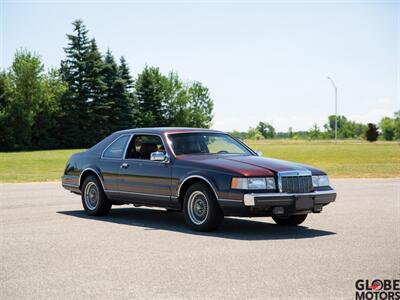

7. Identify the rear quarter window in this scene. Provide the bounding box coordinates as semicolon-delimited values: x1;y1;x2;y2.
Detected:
102;135;130;159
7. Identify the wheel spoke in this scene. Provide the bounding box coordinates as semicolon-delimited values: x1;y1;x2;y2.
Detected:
187;191;209;225
84;182;99;210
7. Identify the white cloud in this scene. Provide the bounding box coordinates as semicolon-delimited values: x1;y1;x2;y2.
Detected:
375;97;396;106
349;108;396;124
349;98;398;124
212;97;398;132
212;114;327;132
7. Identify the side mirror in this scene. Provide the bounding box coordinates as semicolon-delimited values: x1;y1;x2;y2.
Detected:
255;151;263;157
150;151;169;163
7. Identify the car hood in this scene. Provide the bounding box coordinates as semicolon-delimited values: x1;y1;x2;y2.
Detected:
177;155;324;177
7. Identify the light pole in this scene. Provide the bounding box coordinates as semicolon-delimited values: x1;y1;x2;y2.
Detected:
327;76;338;143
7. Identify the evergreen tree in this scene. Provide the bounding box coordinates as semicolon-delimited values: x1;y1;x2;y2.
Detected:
365;123;379;142
59;19;93;147
99;49;119;133
100;51;136;133
85;40;109;144
119;56;134;91
114;56;136;130
60;20;110;146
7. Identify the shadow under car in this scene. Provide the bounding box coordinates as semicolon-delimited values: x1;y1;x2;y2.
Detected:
57;207;336;241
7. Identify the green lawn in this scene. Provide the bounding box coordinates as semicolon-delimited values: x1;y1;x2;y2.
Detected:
0;149;84;183
246;140;400;178
0;140;399;182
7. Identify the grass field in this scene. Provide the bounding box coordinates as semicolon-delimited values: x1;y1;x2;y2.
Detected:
0;149;84;183
247;140;400;178
0;140;399;182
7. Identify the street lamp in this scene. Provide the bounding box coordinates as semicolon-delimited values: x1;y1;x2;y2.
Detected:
327;76;338;143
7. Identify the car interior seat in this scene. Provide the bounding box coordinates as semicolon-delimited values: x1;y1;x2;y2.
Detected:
139;142;158;160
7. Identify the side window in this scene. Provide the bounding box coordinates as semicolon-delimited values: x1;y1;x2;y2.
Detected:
103;135;130;159
125;135;165;160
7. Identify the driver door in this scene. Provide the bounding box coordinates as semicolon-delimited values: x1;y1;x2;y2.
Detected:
118;134;172;205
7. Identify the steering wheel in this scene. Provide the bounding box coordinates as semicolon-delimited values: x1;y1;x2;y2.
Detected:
217;150;229;154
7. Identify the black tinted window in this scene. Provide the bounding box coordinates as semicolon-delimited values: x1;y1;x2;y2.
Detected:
125;135;165;160
103;135;130;158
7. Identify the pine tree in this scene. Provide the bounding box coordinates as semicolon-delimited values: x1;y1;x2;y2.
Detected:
85;40;109;144
99;49;119;133
59;20;93;147
114;56;136;130
100;50;136;133
366;123;379;142
59;20;111;146
119;56;134;91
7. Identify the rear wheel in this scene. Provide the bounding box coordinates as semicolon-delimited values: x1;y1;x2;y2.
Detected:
183;183;223;232
272;214;308;226
81;175;111;216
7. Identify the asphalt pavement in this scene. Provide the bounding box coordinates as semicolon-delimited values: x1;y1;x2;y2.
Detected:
0;179;399;299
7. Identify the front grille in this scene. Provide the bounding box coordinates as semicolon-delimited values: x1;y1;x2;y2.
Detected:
281;176;313;193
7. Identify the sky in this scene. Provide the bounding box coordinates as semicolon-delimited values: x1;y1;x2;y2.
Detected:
1;0;399;132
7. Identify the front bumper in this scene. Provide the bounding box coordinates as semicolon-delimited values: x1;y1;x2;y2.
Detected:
219;189;336;217
243;189;336;207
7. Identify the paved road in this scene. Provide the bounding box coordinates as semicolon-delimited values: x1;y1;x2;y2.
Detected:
0;179;399;299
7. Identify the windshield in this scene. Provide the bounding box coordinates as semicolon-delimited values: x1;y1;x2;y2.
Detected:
168;133;252;156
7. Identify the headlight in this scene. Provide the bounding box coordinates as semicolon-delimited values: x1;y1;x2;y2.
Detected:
312;175;330;187
231;177;276;190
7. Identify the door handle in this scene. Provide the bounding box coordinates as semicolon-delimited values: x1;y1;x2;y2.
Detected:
120;163;129;169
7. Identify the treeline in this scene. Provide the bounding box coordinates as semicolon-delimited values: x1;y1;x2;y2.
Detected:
0;20;213;150
230;112;400;142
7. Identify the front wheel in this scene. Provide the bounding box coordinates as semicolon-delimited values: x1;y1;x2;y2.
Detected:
81;175;112;216
272;214;308;226
183;183;223;232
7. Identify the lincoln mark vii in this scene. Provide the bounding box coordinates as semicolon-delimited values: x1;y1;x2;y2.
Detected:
62;128;336;231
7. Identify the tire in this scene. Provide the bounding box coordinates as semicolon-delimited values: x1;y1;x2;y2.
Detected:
183;182;223;232
81;175;112;216
272;214;308;226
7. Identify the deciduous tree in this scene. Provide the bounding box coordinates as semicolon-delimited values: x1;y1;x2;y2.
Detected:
379;116;396;141
256;121;275;139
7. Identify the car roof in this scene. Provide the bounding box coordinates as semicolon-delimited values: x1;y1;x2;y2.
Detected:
116;127;225;135
87;127;228;155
